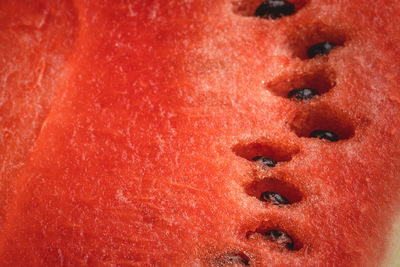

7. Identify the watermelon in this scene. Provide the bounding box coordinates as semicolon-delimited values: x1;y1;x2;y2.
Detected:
1;0;400;266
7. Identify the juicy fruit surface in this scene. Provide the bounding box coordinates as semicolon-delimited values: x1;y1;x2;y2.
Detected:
1;0;400;266
0;0;77;224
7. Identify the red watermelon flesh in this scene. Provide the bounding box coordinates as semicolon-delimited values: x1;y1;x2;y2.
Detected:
0;0;77;223
1;0;400;266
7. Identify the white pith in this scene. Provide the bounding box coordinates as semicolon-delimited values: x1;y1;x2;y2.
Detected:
383;212;400;267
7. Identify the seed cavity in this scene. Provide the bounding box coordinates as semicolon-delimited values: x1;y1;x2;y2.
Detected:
264;230;294;250
255;0;295;19
247;229;295;250
252;156;277;167
309;129;339;142
260;191;290;205
232;140;299;165
286;23;348;59
265;67;336;98
307;41;336;58
287;88;319;101
245;178;303;204
290;103;355;141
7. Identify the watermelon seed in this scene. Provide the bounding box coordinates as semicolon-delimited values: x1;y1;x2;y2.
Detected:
215;252;251;266
260;191;290;205
247;228;302;251
252;156;277;167
309;130;339;142
264;230;294;250
255;0;295;19
307;41;336;58
287;88;319;100
227;253;250;266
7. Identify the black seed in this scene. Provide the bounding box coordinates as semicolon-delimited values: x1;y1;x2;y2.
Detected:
217;252;250;266
227;254;250;266
252;156;277;167
264;230;294;250
287;88;319;100
260;191;290;205
255;0;295;19
309;129;339;142
307;41;336;58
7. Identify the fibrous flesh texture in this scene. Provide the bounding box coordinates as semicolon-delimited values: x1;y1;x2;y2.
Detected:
0;0;400;266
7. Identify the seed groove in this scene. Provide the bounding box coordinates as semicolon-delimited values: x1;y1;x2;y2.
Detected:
229;0;352;260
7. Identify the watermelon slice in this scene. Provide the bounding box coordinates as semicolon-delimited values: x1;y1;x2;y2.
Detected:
1;0;400;266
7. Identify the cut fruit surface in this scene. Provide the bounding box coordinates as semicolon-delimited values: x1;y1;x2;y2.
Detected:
0;0;400;266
